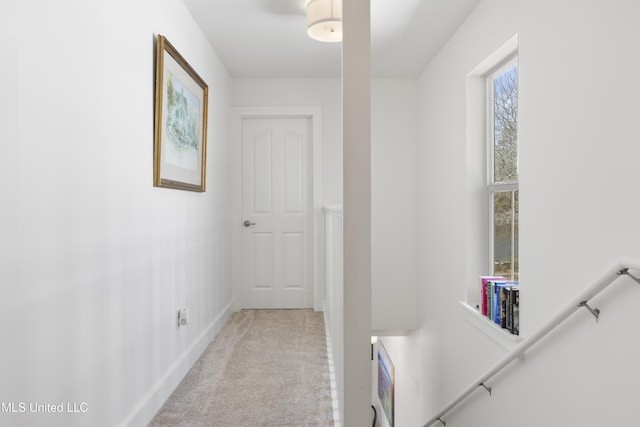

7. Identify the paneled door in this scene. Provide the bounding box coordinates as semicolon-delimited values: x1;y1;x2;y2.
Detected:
241;117;312;308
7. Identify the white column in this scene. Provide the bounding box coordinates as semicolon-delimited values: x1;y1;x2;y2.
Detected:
342;0;371;425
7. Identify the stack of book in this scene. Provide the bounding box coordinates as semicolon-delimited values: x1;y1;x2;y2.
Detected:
481;276;519;335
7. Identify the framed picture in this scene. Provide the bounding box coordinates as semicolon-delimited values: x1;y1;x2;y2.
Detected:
377;340;395;427
154;34;208;192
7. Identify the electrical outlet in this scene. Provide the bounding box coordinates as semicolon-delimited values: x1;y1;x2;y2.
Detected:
177;308;190;327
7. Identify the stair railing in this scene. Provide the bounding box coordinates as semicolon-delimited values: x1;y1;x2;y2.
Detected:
423;258;640;426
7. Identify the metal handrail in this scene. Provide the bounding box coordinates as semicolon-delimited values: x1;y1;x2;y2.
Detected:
423;258;640;426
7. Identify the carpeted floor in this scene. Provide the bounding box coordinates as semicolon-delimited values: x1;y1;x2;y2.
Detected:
149;309;335;427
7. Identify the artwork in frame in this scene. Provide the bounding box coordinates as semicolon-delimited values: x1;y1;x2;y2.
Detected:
377;340;395;427
154;34;208;192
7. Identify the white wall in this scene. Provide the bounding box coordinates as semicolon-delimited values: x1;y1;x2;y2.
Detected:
384;0;640;426
372;80;420;333
232;79;419;331
0;1;233;426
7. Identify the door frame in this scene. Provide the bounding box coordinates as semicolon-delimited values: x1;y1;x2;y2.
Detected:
230;106;324;312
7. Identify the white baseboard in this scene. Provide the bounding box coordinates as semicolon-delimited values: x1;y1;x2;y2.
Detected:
118;300;235;427
323;311;341;427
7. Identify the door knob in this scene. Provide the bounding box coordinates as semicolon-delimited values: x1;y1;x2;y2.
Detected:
243;220;256;227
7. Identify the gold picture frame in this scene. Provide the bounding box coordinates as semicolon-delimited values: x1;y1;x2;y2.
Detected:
154;34;208;192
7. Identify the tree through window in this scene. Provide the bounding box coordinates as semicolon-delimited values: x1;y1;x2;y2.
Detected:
490;62;518;281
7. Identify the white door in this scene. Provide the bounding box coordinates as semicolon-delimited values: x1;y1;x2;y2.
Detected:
241;117;312;308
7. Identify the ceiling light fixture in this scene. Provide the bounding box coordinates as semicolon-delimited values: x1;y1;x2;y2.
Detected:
306;0;342;43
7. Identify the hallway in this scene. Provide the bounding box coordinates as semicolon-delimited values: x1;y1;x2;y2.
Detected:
149;310;335;426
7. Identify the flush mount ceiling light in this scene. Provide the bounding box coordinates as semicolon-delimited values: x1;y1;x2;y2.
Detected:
306;0;342;42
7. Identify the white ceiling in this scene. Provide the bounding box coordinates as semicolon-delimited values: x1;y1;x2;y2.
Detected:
182;0;481;78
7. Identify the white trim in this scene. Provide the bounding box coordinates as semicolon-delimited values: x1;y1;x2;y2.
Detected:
466;33;519;307
469;33;518;76
324;310;342;427
487;58;519;279
230;106;324;312
459;301;523;351
120;301;234;427
487;58;518;189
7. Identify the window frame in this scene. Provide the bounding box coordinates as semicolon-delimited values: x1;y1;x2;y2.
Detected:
465;33;518;310
486;56;519;281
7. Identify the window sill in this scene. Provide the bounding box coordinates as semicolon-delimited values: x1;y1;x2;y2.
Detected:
459;301;523;350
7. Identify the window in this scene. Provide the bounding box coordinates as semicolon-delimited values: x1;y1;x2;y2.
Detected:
465;34;518;312
488;60;518;281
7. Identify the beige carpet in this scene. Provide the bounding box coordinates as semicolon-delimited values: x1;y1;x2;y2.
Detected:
149;309;335;427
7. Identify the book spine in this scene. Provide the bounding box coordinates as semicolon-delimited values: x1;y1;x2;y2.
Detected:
493;284;501;325
481;280;488;316
500;286;509;328
485;281;491;319
512;288;520;336
506;287;513;332
488;282;494;320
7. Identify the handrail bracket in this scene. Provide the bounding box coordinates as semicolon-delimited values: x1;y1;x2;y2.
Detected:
437;417;446;426
578;300;600;322
479;382;492;396
618;268;640;286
